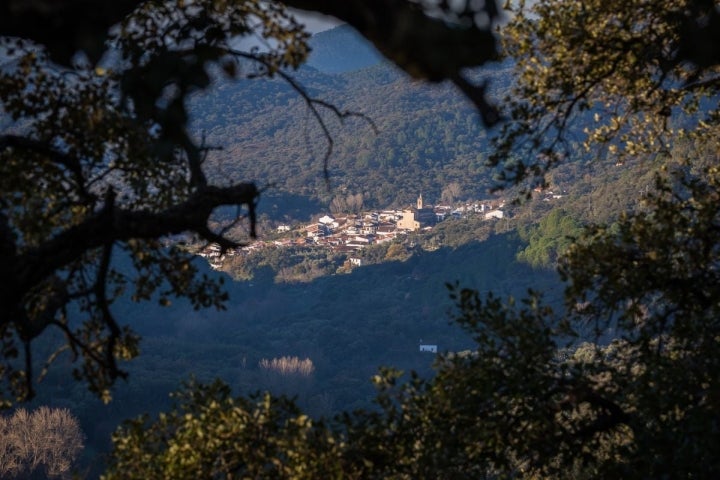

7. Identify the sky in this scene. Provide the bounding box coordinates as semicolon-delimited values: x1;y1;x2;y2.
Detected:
289;8;342;34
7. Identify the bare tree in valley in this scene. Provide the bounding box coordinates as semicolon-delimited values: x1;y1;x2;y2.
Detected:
0;407;84;479
259;356;315;377
0;414;21;478
330;193;364;214
330;195;348;214
441;182;462;205
348;193;364;214
259;356;316;398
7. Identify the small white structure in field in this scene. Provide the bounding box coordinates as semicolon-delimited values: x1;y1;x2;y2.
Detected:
484;209;504;220
419;344;438;353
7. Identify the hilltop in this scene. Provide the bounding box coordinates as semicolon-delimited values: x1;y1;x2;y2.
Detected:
305;24;384;73
189;25;514;219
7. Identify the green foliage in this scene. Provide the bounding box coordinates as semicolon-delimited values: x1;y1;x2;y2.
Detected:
220;246;346;283
191;63;511;212
105;163;720;478
384;243;410;261
103;380;348;480
0;0;314;404
360;164;720;478
493;0;720;186
517;208;582;267
418;215;495;249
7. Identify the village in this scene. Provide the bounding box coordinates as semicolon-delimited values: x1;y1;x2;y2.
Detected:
196;194;509;269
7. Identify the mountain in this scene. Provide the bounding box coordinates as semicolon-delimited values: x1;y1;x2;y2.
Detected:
189;43;515;219
306;24;384;74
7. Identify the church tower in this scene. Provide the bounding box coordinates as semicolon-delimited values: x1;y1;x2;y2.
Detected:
417;193;423;210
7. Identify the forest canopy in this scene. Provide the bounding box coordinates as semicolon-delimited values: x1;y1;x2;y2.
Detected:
493;0;720;186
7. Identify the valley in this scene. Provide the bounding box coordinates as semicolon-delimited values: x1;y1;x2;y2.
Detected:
8;21;706;478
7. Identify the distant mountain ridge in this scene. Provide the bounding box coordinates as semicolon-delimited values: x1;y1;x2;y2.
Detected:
189;56;515;218
186;25;539;221
306;24;384;74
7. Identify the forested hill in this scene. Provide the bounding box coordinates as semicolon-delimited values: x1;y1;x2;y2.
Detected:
189;25;514;219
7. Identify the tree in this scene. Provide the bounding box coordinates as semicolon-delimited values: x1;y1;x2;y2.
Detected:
440;181;462;205
492;0;720;187
0;0;307;404
103;380;349;480
517;208;582;268
0;0;503;405
0;406;84;479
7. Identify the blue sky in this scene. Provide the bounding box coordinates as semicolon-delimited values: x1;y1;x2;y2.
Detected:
290;8;342;33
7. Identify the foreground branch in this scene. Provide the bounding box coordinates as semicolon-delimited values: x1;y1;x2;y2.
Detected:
3;183;258;322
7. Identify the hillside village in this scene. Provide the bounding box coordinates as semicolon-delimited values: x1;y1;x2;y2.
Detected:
196;194;509;269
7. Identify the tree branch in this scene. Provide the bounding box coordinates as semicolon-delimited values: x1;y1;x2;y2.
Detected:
1;1;500;79
0;134;95;201
450;74;501;127
95;237;123;382
282;0;498;80
7;183;259;316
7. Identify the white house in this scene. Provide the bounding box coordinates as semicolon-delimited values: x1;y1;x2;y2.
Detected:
484;209;504;220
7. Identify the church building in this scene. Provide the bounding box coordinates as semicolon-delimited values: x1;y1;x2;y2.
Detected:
397;194;437;231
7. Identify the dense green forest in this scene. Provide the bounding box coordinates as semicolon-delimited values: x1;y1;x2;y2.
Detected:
189;29;514;217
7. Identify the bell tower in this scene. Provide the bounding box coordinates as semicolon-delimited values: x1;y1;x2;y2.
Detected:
417;193;423;210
